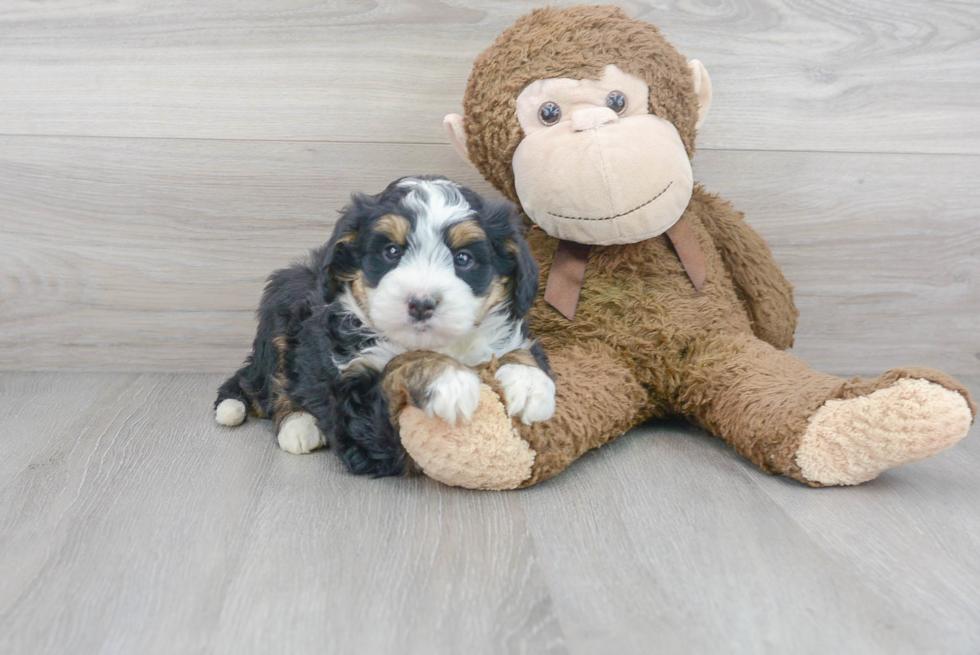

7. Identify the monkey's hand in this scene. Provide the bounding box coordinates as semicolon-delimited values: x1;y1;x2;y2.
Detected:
694;193;798;350
384;354;536;490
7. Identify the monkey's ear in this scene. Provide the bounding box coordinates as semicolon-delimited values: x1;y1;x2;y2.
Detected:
443;114;474;167
688;60;713;130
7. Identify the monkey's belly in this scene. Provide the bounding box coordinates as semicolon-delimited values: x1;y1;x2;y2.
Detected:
527;231;754;356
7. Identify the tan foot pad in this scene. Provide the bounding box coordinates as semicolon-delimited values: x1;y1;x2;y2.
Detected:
399;384;535;490
797;378;973;485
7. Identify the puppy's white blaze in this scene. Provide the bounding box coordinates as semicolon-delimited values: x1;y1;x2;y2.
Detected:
494;364;557;425
424;368;482;426
397;177;461;191
277;412;325;454
215;398;246;426
400;179;473;234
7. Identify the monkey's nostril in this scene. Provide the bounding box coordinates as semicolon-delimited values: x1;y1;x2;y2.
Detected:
407;296;438;322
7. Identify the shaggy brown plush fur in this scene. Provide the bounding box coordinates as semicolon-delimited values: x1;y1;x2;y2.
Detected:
508;191;974;487
391;6;976;489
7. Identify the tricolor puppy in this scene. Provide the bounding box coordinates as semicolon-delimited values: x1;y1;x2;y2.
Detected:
214;176;555;477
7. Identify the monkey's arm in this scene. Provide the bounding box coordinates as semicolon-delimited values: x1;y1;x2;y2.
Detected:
693;190;798;350
396;342;647;490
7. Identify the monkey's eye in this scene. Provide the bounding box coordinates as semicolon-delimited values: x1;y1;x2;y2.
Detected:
383;244;402;262
454;251;474;270
605;91;627;114
538;101;562;126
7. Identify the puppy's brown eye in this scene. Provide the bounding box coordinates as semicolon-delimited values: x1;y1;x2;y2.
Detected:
383;244;402;262
538;101;561;126
605;91;627;114
454;251;474;269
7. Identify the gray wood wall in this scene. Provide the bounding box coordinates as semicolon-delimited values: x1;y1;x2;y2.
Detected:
1;0;977;375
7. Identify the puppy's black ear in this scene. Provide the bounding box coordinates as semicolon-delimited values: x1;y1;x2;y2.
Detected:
321;194;367;301
507;222;540;318
484;199;539;318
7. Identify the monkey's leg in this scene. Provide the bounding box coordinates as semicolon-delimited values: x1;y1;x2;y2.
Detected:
395;342;647;490
674;332;976;485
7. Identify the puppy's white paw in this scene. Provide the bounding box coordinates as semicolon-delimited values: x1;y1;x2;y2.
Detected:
277;412;325;455
215;398;246;426
494;364;556;425
424;367;482;426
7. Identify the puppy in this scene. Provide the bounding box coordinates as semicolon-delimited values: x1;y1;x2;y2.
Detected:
214;176;555;477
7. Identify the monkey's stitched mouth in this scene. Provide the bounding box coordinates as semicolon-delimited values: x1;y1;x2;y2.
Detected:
546;181;673;221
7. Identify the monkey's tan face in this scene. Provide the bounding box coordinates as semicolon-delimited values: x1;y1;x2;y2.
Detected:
512;65;694;246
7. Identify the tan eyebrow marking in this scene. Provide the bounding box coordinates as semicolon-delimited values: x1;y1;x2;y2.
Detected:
374;214;411;245
446;219;487;249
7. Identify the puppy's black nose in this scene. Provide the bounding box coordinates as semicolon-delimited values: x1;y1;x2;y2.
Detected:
407;296;437;322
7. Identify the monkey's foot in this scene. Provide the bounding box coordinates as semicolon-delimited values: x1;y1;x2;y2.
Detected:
796;378;972;485
399;384;535;490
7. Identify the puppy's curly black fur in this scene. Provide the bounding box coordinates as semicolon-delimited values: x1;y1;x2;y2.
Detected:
215;176;549;477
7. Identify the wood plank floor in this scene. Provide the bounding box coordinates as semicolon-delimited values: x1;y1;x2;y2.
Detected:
1;372;977;654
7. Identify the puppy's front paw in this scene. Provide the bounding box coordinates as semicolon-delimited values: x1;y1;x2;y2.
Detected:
277;412;325;455
494;364;556;425
423;367;482;426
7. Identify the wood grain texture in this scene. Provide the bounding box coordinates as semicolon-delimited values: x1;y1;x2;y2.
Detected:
0;374;278;655
0;373;567;655
1;136;976;374
206;467;565;655
747;426;980;652
0;0;978;154
696;149;980;376
518;426;954;654
0;372;977;653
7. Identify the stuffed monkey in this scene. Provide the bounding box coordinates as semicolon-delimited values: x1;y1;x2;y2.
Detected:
383;6;975;490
